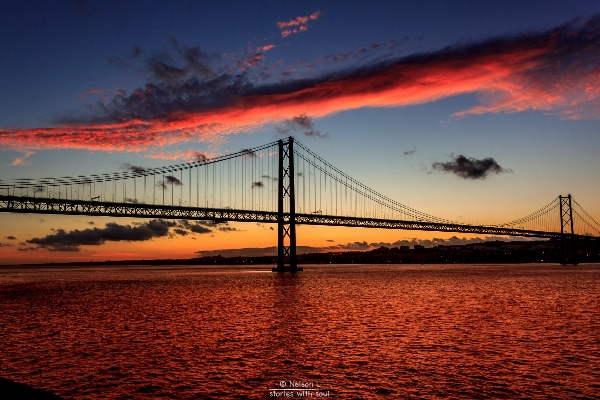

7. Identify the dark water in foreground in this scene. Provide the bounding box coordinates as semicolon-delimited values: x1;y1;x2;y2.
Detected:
0;264;599;399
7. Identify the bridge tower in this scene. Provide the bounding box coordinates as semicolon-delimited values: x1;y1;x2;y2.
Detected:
272;137;302;272
559;194;578;265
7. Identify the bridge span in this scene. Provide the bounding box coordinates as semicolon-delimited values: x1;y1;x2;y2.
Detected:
1;137;599;269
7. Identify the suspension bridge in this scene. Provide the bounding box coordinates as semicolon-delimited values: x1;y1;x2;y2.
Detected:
1;137;599;270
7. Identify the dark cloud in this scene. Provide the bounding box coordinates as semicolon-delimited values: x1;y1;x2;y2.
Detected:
27;219;177;251
149;53;187;82
165;175;182;185
6;236;16;240
17;247;39;252
132;45;144;58
217;225;239;232
0;242;13;247
176;219;238;234
431;154;511;180
156;181;168;190
193;151;208;163
403;147;417;156
241;149;257;158
120;162;147;174
251;181;264;189
328;241;371;250
108;57;129;70
124;197;140;204
146;40;218;83
178;220;213;234
87;221;95;225
275;114;327;138
323;235;527;251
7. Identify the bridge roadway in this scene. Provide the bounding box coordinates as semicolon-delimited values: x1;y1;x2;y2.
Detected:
3;195;597;242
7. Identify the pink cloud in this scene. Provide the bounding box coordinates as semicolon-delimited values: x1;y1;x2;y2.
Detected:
277;11;320;29
278;11;320;36
258;44;276;52
9;151;34;166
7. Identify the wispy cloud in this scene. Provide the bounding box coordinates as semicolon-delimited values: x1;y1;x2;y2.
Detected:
278;11;320;37
2;18;600;154
9;151;34;166
275;114;327;138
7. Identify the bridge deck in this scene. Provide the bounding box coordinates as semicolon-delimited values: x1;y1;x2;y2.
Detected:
2;195;596;241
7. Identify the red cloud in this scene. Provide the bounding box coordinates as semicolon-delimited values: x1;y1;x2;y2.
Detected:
278;11;320;37
277;11;320;29
1;18;600;154
258;44;276;52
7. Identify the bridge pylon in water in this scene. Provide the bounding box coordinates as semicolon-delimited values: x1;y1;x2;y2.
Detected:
272;137;303;272
559;194;578;265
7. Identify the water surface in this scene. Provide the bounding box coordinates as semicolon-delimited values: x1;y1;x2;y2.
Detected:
1;264;599;399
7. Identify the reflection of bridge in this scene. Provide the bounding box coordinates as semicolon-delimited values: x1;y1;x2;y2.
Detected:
1;137;599;270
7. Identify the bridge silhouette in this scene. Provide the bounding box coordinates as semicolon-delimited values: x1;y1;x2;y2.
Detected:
1;137;599;270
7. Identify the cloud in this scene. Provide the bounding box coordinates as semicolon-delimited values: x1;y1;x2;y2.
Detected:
178;220;213;234
403;147;416;156
431;154;511;180
6;236;17;240
165;175;182;185
327;235;528;251
278;12;320;37
24;218;235;251
156;181;168;190
275;114;327;138
120;162;147;173
9;151;34;166
258;45;276;52
328;241;371;250
251;181;264;189
241;149;257;158
132;45;143;58
27;219;177;251
193;151;208;162
3;18;600;153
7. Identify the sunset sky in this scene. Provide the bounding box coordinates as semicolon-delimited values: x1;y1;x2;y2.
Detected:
1;0;600;264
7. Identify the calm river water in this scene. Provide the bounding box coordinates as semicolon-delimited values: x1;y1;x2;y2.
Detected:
0;264;599;399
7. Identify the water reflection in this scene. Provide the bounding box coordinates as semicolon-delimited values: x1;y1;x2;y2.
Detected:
0;264;598;398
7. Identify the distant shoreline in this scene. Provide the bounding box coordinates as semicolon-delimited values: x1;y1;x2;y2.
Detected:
3;239;599;267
